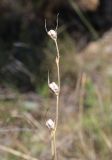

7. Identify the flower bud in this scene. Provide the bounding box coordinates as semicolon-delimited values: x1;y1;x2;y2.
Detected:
48;82;59;95
46;119;55;130
47;30;57;41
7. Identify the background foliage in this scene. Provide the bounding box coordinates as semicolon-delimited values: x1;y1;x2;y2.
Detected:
0;0;112;160
0;0;112;91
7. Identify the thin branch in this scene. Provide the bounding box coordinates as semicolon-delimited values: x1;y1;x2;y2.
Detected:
55;13;59;31
45;19;48;33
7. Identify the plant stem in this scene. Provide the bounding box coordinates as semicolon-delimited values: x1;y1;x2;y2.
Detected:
45;17;60;160
55;39;60;132
53;131;57;160
51;39;60;160
55;40;60;91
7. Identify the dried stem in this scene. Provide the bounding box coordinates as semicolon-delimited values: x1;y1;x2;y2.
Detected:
54;39;60;131
53;38;60;160
55;40;60;90
50;39;60;160
45;14;60;160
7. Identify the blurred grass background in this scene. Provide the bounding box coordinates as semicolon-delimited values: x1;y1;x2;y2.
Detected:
0;0;112;159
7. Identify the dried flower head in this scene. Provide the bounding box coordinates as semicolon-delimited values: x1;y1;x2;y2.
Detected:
46;119;55;130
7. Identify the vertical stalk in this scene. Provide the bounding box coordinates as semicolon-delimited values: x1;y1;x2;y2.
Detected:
51;130;57;160
53;131;57;160
52;39;60;160
55;40;60;88
45;17;60;160
54;39;60;131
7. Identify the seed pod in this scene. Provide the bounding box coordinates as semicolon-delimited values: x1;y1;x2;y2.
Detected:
46;119;55;130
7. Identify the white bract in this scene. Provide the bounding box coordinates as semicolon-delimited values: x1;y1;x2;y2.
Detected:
46;119;55;130
48;30;57;41
48;82;59;95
